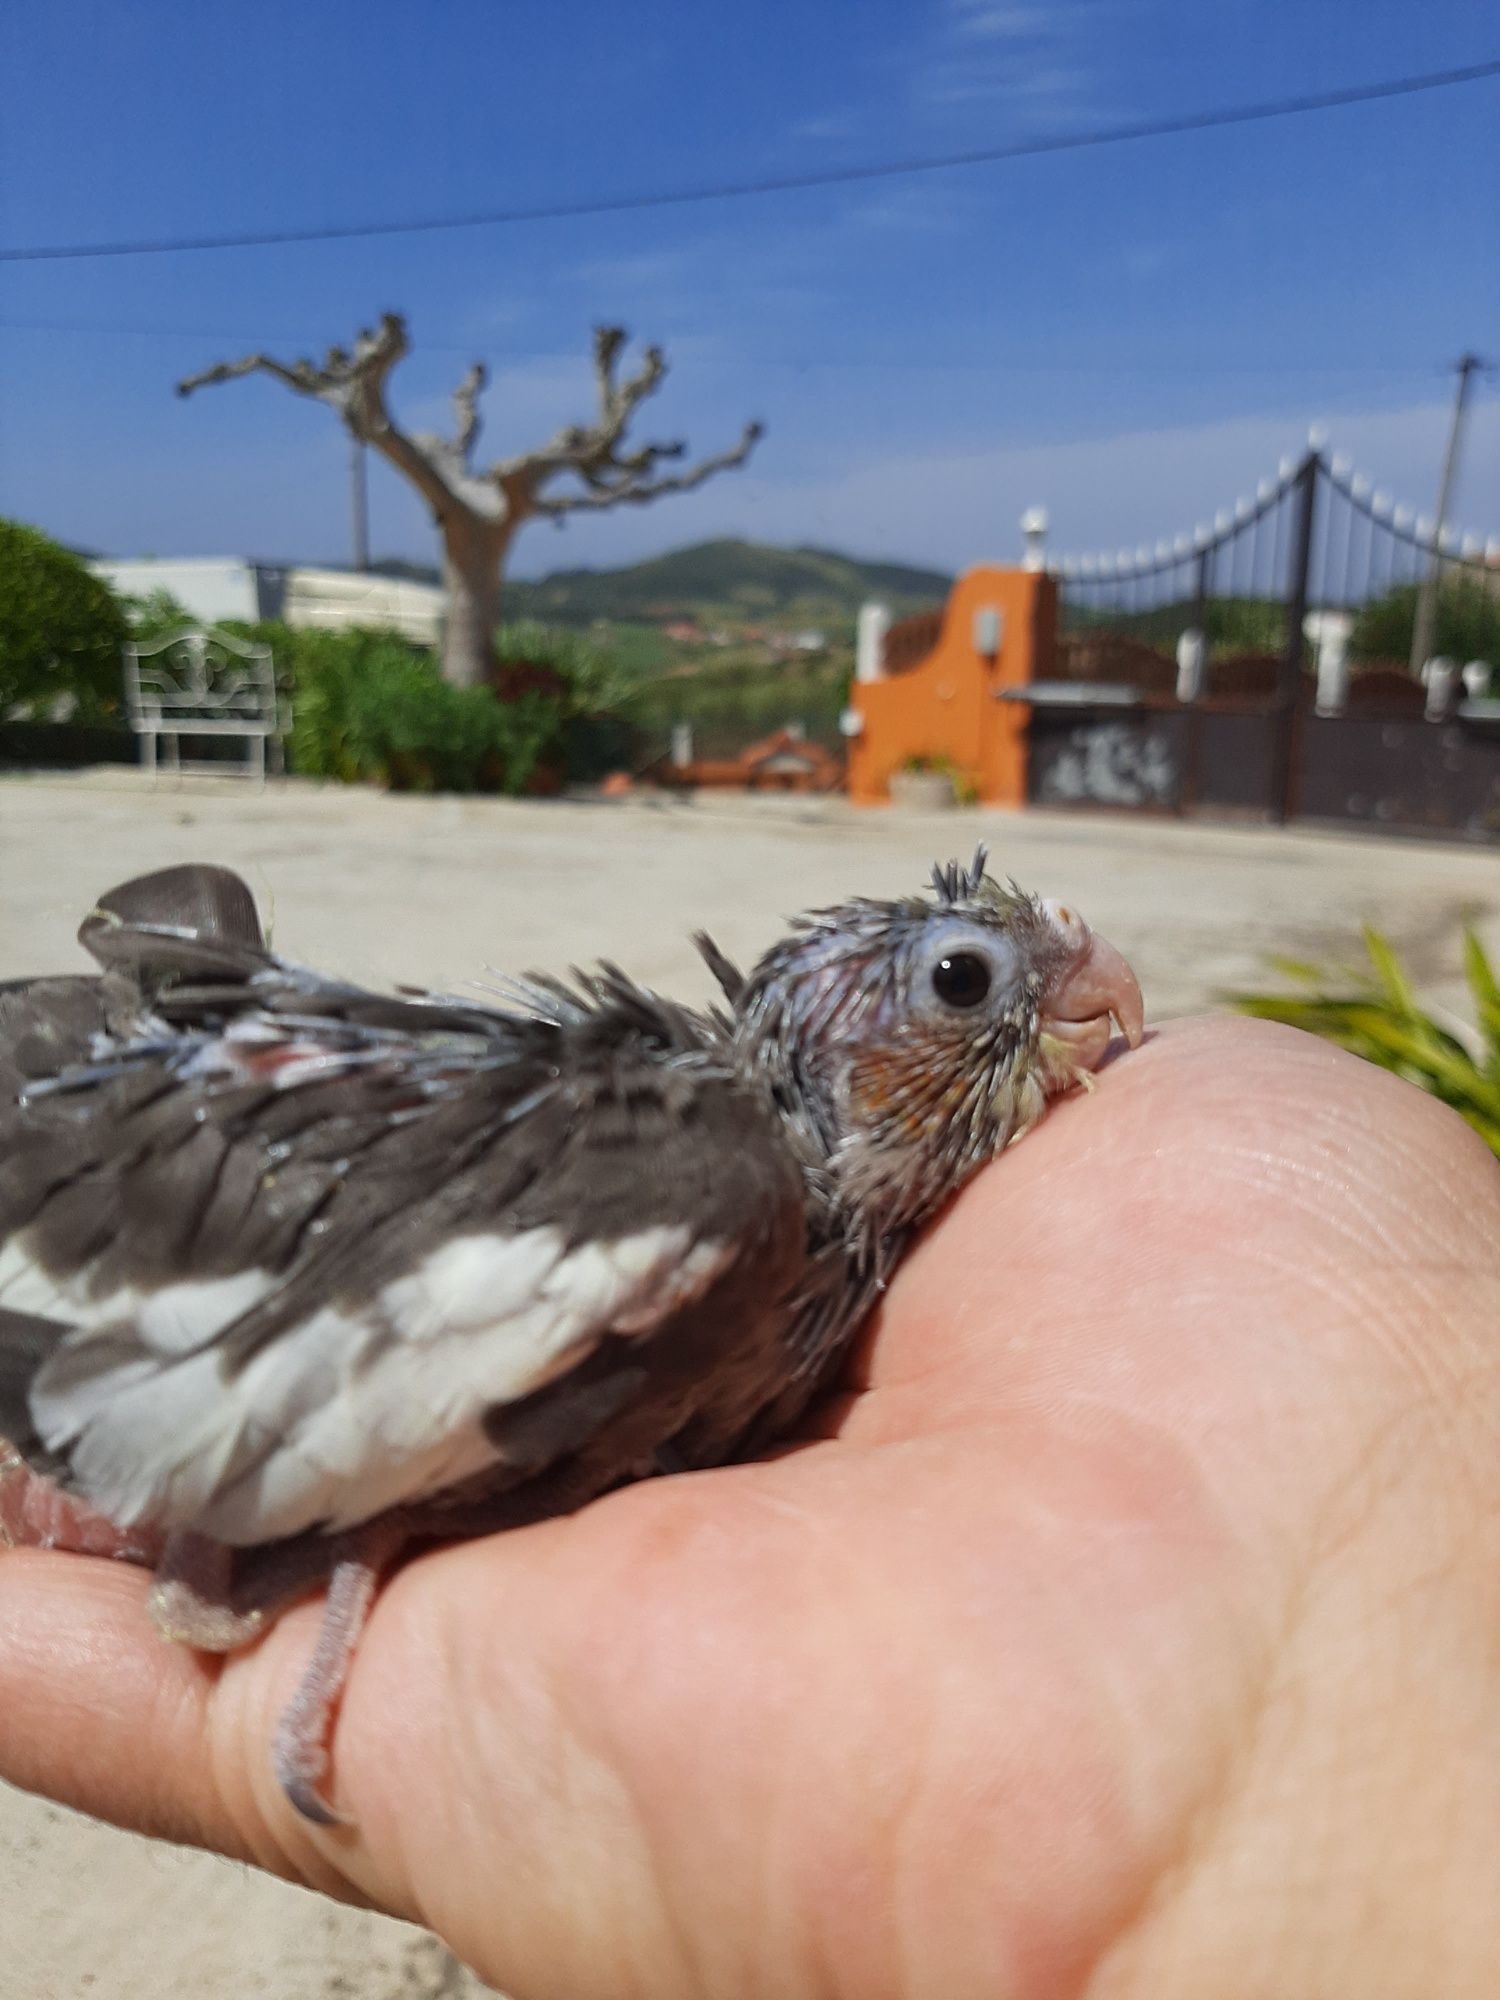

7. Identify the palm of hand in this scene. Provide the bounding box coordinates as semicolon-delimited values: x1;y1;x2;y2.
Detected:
3;1018;1498;2000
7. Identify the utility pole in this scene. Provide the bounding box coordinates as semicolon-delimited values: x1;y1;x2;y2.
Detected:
1409;352;1488;674
350;437;370;572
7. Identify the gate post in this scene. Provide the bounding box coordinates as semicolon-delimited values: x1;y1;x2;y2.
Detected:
1179;545;1213;815
1272;449;1320;823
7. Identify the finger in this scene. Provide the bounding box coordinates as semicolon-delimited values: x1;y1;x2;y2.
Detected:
0;1543;404;1909
0;1548;242;1857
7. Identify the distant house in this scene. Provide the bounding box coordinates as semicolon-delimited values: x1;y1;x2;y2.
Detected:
662;619;704;643
90;556;446;645
282;566;445;644
644;725;843;794
766;627;827;656
91;557;274;625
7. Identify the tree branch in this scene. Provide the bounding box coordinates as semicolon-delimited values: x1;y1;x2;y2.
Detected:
175;352;326;399
491;325;759;516
175;315;759;540
599;330;667;437
452;363;487;464
531;420;764;516
490;325;670;485
178;313;408;432
176;313;481;520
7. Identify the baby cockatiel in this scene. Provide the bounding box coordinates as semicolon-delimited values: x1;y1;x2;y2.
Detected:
0;853;1142;1819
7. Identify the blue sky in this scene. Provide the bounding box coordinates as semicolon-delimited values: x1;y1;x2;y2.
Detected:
1;0;1495;579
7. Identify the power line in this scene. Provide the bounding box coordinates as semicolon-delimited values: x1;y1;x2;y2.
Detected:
1;59;1495;264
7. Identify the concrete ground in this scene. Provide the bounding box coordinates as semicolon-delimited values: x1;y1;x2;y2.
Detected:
1;770;1497;2000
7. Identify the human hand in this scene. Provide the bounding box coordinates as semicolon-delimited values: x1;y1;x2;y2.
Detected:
2;1017;1498;2000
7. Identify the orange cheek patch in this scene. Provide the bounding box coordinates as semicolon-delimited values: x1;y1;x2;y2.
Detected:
848;1042;973;1142
847;1057;901;1121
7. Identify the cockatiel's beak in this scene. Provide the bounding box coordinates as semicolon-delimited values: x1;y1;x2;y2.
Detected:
1036;899;1145;1076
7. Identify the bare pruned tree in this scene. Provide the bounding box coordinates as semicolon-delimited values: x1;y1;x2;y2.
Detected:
178;314;762;689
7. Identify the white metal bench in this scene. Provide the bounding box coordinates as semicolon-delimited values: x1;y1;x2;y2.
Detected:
124;626;282;782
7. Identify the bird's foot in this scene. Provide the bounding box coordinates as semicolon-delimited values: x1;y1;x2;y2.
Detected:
148;1532;265;1651
273;1523;405;1826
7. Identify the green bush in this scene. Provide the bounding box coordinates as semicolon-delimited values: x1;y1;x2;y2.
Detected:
495;620;633;718
285;629;562;794
627;658;849;759
0;519;129;723
116;598;631;793
1235;928;1500;1156
1352;576;1500;668
120;587;199;647
1068;595;1286;658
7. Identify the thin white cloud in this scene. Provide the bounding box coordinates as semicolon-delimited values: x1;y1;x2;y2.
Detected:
915;0;1102;121
924;59;1093;110
946;3;1050;42
566;247;695;296
457;298;533;341
787;110;864;143
842;180;974;234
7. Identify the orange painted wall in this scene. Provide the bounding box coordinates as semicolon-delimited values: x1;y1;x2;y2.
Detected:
847;567;1055;806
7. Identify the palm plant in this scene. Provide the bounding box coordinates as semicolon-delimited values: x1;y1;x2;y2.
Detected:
1235;927;1500;1156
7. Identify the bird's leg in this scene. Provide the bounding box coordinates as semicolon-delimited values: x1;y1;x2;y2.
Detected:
273;1520;406;1826
148;1531;264;1651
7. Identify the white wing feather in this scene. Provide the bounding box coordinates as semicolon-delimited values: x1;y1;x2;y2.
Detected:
20;1225;733;1543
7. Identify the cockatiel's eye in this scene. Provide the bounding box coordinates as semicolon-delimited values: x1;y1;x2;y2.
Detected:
931;951;991;1009
915;928;1020;1018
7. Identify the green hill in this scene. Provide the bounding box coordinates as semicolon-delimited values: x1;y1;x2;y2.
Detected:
503;538;952;630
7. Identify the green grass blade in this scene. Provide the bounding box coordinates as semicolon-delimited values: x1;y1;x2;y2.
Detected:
1361;927;1421;1016
1264;955;1334;984
1462;928;1500;1068
1234;933;1500;1160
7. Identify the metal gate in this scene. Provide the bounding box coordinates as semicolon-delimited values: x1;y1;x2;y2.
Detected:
1026;446;1500;836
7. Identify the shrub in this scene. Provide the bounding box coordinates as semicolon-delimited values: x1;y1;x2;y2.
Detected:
117;601;632;793
496;620;633;719
0;519;129;723
1235;928;1500;1155
898;753;977;802
627;657;849;759
120;587;199;647
1070;595;1286;659
287;629;564;794
1351;576;1500;668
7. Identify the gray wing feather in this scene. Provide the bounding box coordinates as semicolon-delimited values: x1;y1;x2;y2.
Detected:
1;864;810;1545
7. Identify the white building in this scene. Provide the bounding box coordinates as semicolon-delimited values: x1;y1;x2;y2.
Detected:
90;557;446;645
91;557;270;625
